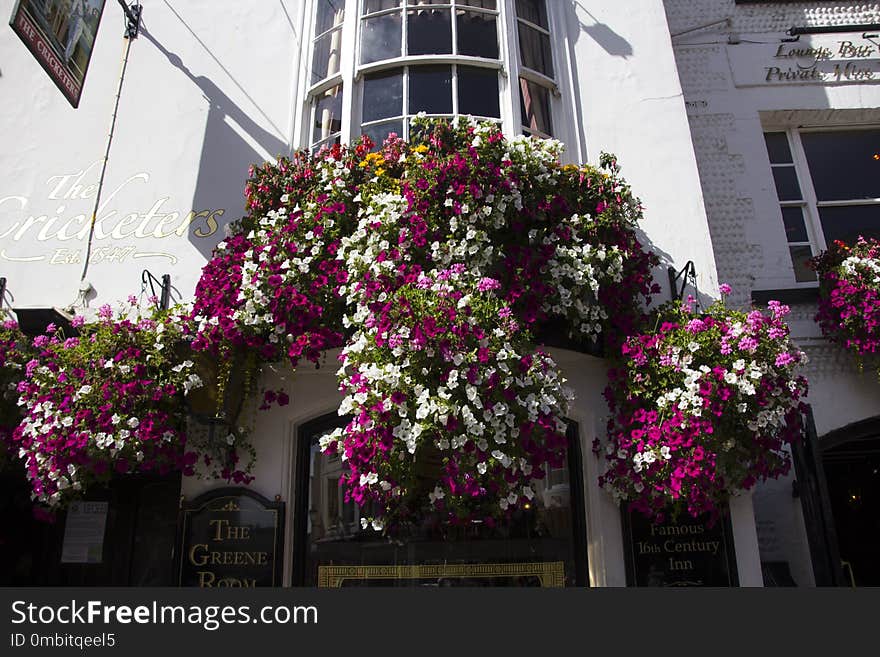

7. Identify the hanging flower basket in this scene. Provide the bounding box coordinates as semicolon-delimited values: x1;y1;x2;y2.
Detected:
0;313;31;468
191;116;660;531
598;289;809;523
11;302;205;510
810;237;880;368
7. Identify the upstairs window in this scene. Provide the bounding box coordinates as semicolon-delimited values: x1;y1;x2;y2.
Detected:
764;128;880;284
302;1;565;149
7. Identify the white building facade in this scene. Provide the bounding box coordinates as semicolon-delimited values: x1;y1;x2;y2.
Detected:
664;0;880;586
7;0;866;587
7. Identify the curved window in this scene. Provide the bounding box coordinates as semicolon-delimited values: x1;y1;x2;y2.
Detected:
301;0;563;150
292;413;589;587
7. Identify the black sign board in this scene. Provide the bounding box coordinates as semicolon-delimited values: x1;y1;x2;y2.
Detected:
622;505;739;587
177;488;285;587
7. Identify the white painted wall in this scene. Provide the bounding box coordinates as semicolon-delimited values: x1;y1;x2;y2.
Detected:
0;0;299;311
565;0;721;300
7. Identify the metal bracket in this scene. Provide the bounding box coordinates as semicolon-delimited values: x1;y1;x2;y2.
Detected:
667;260;698;302
117;1;142;39
141;270;171;311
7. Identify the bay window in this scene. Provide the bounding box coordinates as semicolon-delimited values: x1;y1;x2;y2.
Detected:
301;0;565;151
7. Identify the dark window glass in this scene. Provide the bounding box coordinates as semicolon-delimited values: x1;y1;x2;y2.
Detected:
458;66;499;118
781;206;808;243
409;65;453;115
362;120;404;150
789;245;817;283
363;69;403;122
457;10;498;59
407;9;452;56
764;132;793;164
520;78;552;135
516;0;548;28
518;24;553;78
772;166;802;202
819;205;880;245
802;130;880;201
312;32;343;84
313;85;343;144
295;418;588;587
460;0;496;9
316;0;345;35
363;0;401;15
361;13;402;64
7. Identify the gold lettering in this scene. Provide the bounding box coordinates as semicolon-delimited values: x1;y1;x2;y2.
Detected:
197;570;215;587
189;543;209;567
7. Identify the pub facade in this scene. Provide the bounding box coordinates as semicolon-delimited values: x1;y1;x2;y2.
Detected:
3;0;871;588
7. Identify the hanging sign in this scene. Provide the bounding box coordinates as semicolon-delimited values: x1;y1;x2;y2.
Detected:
177;488;285;587
9;0;107;108
621;505;739;586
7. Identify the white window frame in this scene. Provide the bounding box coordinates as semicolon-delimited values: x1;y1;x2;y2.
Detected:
765;125;880;286
297;0;571;150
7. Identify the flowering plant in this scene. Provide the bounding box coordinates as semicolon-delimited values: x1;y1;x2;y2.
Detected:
0;313;31;466
11;300;221;509
598;288;809;522
810;237;880;366
192;116;659;530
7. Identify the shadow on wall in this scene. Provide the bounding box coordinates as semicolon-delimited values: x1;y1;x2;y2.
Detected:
563;2;634;162
140;12;288;261
570;1;633;59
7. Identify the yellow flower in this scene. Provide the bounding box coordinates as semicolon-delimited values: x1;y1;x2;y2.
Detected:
413;144;429;154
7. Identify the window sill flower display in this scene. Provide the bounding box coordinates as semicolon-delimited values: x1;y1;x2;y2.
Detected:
810;237;880;367
598;288;809;523
192;116;659;531
10;301;223;510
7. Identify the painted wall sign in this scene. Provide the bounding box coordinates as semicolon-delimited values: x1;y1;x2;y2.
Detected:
0;161;226;266
9;0;106;108
622;506;739;587
177;488;285;588
727;33;880;87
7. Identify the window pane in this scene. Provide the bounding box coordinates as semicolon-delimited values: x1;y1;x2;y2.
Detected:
313;85;343;145
781;206;808;243
520;78;552;135
407;9;452;56
518;24;554;78
458;66;499;118
316;0;345;35
363;70;403;123
312;31;343;84
789;246;817;283
363;0;401;15
361;120;404;150
818;205;880;245
409;65;452;115
764;132;792;164
802;130;880;201
460;0;497;8
772;166;801;202
457;10;498;58
361;12;402;64
516;0;548;28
